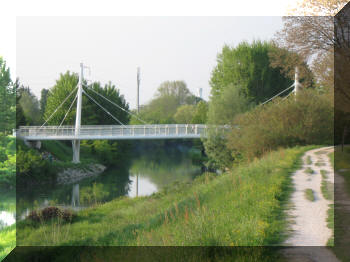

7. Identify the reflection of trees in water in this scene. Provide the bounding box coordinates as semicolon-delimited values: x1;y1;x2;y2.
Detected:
78;166;130;205
16;144;201;215
1;190;16;227
16;161;131;214
130;145;201;189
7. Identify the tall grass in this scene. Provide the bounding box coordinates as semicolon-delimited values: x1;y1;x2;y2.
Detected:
329;148;350;259
0;136;16;261
321;180;333;201
304;189;315;201
0;223;15;261
17;146;312;248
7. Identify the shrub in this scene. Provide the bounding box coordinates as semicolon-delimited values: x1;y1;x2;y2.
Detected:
227;89;333;160
16;146;56;185
0;150;8;162
27;207;75;223
202;130;235;170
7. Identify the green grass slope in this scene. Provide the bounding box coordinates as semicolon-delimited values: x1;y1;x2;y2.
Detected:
0;224;16;261
18;146;312;247
330;147;350;260
0;136;16;261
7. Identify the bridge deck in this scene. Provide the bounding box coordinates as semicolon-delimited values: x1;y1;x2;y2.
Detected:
16;124;208;141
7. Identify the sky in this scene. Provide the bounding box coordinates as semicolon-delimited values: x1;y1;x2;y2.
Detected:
1;0;299;109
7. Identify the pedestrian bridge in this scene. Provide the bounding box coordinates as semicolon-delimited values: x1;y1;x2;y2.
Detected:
16;124;209;141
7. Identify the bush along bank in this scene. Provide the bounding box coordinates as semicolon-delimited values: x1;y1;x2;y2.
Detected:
17;146;312;247
0;136;15;189
16;139;132;186
204;89;333;171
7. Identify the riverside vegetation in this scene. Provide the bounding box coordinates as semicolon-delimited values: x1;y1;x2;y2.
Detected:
1;11;342;259
17;146;313;248
0;136;16;261
329;148;350;260
0;192;15;261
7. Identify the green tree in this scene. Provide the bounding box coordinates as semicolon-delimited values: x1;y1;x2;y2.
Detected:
18;86;41;125
192;101;208;124
83;81;130;125
156;81;197;105
174;104;196;124
210;40;295;104
131;80;200;124
44;71;79;125
14;80;27;128
208;84;252;125
40;88;49;120
202;85;250;169
44;71;130;126
136;95;179;124
0;57;15;134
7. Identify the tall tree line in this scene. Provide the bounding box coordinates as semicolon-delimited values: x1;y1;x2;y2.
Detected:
0;57;15;134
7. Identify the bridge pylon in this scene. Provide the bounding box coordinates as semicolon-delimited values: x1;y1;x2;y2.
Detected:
72;63;84;163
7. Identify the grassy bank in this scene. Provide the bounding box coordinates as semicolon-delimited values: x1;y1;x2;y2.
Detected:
330;147;350;260
0;224;16;261
0;136;16;262
18;146;312;249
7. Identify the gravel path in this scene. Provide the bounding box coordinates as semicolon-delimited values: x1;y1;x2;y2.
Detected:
282;147;339;261
284;147;334;246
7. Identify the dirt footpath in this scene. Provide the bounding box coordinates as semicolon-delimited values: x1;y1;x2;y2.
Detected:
282;147;339;262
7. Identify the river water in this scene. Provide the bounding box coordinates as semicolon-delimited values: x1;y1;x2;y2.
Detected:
15;145;203;220
0;192;15;229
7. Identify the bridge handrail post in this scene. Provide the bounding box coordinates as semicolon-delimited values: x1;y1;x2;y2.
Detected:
195;125;198;134
176;124;178;135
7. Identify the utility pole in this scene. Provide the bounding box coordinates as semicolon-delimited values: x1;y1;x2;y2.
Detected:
294;66;299;100
198;87;203;99
73;63;84;163
137;67;140;113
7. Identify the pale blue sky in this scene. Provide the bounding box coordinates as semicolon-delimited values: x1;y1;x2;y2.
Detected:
17;16;283;109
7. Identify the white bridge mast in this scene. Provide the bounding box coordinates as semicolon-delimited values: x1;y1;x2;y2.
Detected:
73;63;84;163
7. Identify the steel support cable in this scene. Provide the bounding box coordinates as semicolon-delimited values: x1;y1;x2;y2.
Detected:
41;86;78;128
82;89;125;126
83;84;149;125
281;90;294;101
260;83;295;106
59;93;78;127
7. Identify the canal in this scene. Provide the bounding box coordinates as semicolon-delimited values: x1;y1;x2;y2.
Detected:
15;143;203;220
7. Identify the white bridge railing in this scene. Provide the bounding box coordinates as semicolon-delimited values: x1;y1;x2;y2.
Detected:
17;124;210;140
